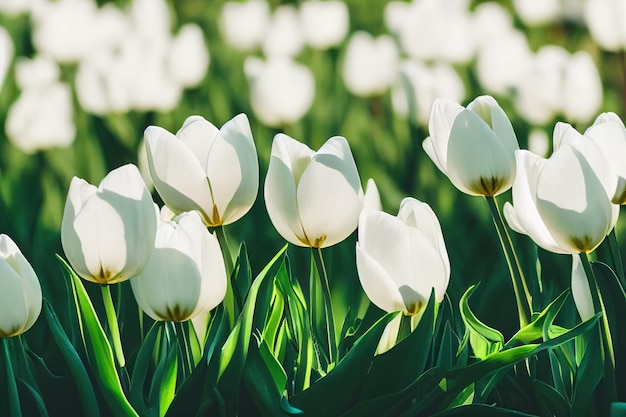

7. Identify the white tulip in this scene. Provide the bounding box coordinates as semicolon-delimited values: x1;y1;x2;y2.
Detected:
265;134;363;248
342;31;399;97
423;95;519;196
145;114;258;227
0;27;13;92
583;0;626;51
299;1;349;49
167;24;210;88
61;164;157;284
262;5;304;58
0;235;42;338
219;0;270;51
356;198;450;315
131;211;227;322
513;0;561;25
245;56;315;126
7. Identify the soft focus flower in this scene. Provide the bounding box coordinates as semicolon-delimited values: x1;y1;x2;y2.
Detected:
130;0;171;41
219;0;270;51
245;56;315;126
342;31;399;97
131;211;227;322
167;24;210;88
0;27;13;92
61;164;157;284
392;60;466;125
503;128;617;254
423;96;519;196
583;0;626;51
513;0;561;25
262;5;304;57
571;255;594;321
145;114;258;227
299;0;349;49
0;0;42;16
6;84;75;154
356;198;450;315
363;178;382;211
514;47;602;124
265;134;363;248
0;235;42;338
527;128;551;157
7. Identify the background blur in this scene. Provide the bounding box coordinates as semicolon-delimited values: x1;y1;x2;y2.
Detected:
0;0;625;377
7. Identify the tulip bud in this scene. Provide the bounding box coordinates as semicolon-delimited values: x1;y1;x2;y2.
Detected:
145;113;259;227
423;95;519;196
0;235;42;337
131;211;227;322
265;134;363;248
61;164;157;284
356;198;450;316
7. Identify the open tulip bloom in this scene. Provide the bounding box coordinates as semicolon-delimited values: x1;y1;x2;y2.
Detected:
504;123;618;254
0;234;42;338
356;198;450;316
61;164;157;284
131;211;227;322
423;95;519;196
265;133;363;248
145;113;259;227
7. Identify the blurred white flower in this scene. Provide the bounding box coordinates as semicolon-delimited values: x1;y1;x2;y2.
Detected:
6;84;75;153
342;31;399;97
299;0;349;49
31;0;102;63
392;60;466;125
167;24;210;88
513;0;561;26
394;0;476;64
14;55;59;90
0;27;13;92
262;5;304;58
0;0;43;15
472;2;514;48
130;0;171;42
384;1;412;35
527;128;550;157
245;56;315;126
514;46;602;125
583;0;626;51
219;0;270;51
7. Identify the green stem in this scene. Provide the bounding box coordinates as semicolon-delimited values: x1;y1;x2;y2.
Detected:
215;225;236;327
312;247;337;366
486;196;532;328
3;338;22;417
396;314;413;344
174;321;194;379
100;285;125;368
579;252;617;403
608;229;626;291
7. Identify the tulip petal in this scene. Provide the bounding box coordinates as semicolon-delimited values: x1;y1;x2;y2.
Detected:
446;109;515;196
504;150;569;254
206;114;259;225
406;227;449;304
427;98;464;171
297;137;362;247
536;145;613;253
422;136;446;173
363;178;382;211
176;115;220;170
356;244;407;313
145;125;215;221
62;177;97;280
0;261;28;337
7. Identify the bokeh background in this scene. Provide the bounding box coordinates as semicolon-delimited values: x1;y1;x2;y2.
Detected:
0;1;625;404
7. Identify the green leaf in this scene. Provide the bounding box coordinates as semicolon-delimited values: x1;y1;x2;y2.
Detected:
358;291;436;400
44;301;101;417
430;404;539;416
460;285;504;359
533;379;569;417
3;338;22;417
129;322;162;416
56;255;139;417
507;290;570;346
290;312;396;417
571;321;603;417
157;349;178;417
16;378;49;417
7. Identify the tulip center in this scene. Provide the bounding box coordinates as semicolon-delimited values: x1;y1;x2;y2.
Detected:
159;305;193;322
297;233;327;248
470;176;504;196
570;235;596;253
398;285;424;316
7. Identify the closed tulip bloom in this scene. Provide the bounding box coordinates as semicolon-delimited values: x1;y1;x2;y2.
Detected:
504;140;617;254
356;198;450;315
61;164;157;284
0;235;42;337
423;95;519;196
145;113;258;227
265;134;363;248
131;211;227;322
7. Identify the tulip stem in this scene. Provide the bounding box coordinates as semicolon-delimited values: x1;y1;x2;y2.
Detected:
486;196;532;328
608;229;626;291
312;247;337;367
579;252;617;403
215;226;236;328
173;321;194;379
101;285;125;368
2;338;21;417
